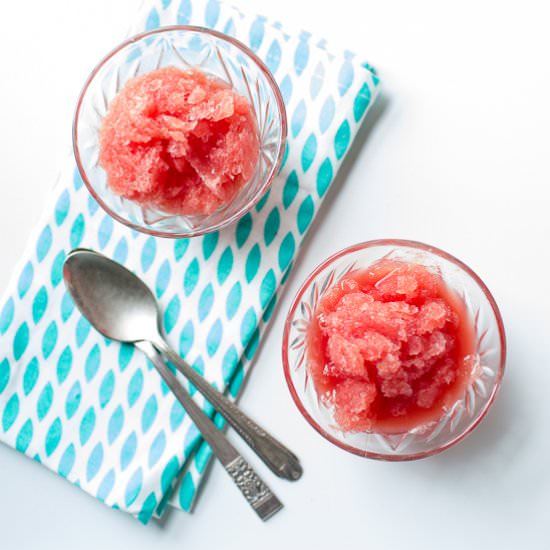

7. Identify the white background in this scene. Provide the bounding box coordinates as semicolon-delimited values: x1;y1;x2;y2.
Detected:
0;0;549;548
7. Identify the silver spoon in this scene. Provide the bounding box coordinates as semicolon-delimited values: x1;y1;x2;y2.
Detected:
63;247;302;480
63;248;284;520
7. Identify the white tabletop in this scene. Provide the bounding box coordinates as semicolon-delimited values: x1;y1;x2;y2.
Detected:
1;0;548;548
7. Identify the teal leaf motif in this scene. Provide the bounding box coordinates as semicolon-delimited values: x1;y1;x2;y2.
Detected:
170;401;185;432
354;83;372;122
65;381;81;420
58;444;75;478
108;406;124;444
128;369;144;408
99;370;115;409
206;319;222;357
145;7;160;30
338;60;354;96
291;100;306;138
310;61;325;99
98;215;114;249
282;171;299;209
18;262;34;298
75;316;91;348
222;345;238;384
335;119;351;160
141;395;158;434
177;0;192;24
259;270;276;308
240;307;257;348
236;213;253;249
245;244;261;283
278;232;296;272
2;393;19;432
42;321;58;359
97;469;115;501
184;258;200;296
245;329;260;360
174;238;189;261
37;383;53;421
13;322;29;361
198;284;214;321
138;492;158;524
319;96;335;133
264;208;280;246
249;16;265;51
79;407;96;446
73;167;84;189
164;295;181;334
297;195;315;235
179;320;194;358
85;344;101;382
141;237;157;273
205;0;220;26
86;443;104;481
16;419;33;453
178;472;195;511
148;431;166;468
118;344;134;372
217;246;233;285
36;225;52;262
316;157;333;197
50;250;65;288
255;189;271;212
45;417;62;456
113;237;128;264
202;231;219;260
55;189;70;226
121;432;138;471
294;35;309;75
57;346;72;384
161;456;180;494
279;74;292;104
226;282;242;320
70;214;85;249
23;357;39;396
125;468;143;507
266;39;282;74
0;359;10;395
0;297;14;334
61;292;75;322
194;443;212;474
301;133;317;172
155;260;171;298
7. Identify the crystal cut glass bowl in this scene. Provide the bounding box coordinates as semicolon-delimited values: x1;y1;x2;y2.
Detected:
282;240;506;460
73;26;287;238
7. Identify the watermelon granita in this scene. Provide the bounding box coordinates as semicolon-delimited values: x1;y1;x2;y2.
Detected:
305;259;477;433
99;67;260;216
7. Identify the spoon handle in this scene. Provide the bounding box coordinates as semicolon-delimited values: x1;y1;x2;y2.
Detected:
153;336;303;482
136;341;282;521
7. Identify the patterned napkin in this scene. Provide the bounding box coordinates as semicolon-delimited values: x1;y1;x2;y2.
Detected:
0;0;378;523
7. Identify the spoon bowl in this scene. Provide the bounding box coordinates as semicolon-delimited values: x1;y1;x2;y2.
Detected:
63;248;159;343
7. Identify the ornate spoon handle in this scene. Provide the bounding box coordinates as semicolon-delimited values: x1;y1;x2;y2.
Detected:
137;341;283;521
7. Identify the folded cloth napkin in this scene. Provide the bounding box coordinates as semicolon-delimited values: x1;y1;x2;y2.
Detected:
0;0;379;523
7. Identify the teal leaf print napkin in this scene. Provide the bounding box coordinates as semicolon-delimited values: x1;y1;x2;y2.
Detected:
0;0;379;523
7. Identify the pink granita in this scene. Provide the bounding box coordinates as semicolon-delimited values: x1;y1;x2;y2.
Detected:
306;259;476;433
99;67;260;215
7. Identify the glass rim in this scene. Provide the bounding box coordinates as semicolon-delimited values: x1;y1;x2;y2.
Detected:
72;25;288;238
282;239;507;461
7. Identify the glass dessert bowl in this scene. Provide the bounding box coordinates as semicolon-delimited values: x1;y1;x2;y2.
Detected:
73;26;287;238
282;240;506;460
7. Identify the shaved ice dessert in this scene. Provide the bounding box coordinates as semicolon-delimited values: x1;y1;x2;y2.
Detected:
99;66;260;216
305;259;477;433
